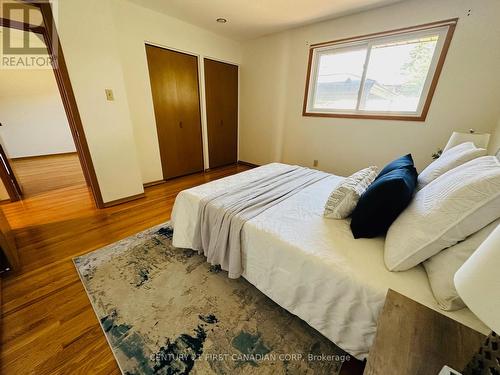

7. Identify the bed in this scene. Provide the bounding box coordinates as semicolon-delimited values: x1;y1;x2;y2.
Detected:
171;162;488;360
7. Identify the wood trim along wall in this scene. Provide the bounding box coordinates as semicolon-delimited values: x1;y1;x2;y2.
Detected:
34;2;105;208
143;180;165;188
4;1;145;209
302;47;315;119
102;192;145;208
0;162;21;202
0;145;22;202
237;160;260;168
10;152;78;161
0;207;20;271
418;21;456;122
302;18;458;122
144;162;256;188
309;18;458;48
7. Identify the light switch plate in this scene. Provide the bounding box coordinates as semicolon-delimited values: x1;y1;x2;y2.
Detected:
105;89;114;101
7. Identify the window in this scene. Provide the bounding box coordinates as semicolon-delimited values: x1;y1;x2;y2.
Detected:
303;19;457;121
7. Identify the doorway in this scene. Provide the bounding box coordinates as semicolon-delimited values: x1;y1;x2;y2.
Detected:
0;2;103;206
145;45;204;180
204;58;239;169
0;26;86;200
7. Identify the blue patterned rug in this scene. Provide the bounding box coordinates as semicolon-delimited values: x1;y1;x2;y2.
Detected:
74;223;348;374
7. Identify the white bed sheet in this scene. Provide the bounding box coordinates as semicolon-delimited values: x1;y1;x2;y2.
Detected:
171;163;488;360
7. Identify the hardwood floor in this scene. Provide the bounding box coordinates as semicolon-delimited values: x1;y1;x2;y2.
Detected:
0;159;364;375
0;163;251;374
11;153;87;198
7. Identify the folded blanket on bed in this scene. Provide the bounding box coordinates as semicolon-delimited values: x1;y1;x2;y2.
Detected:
193;165;329;278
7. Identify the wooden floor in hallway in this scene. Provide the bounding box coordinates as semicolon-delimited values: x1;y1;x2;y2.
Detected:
10;153;87;198
0;163;251;374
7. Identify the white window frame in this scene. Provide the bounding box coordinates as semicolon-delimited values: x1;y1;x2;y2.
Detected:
303;19;457;121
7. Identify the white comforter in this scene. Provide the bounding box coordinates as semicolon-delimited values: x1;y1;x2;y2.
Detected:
171;163;487;359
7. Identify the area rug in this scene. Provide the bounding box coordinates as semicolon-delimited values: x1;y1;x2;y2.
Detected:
74;223;349;375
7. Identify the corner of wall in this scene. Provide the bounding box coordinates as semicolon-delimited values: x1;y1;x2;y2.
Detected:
112;0;243;183
239;32;291;165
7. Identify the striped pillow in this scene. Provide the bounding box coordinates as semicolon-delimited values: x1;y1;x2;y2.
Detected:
324;166;378;219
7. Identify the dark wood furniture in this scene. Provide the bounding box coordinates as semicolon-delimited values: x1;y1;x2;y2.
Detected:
204;58;238;168
146;45;204;180
364;289;486;375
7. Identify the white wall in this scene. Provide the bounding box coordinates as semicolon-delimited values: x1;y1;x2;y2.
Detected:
240;0;500;175
0;68;76;158
113;1;242;183
56;0;146;203
54;0;243;204
51;0;500;204
240;32;290;165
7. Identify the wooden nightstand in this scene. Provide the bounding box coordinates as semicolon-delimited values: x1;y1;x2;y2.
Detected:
364;289;486;375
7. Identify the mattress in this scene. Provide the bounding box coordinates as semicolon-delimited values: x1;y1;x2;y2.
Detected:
171;163;488;360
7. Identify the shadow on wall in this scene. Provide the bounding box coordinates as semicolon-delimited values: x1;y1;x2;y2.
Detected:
488;119;500;155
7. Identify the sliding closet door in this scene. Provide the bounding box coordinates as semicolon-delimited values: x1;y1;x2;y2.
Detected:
146;45;204;179
204;59;238;169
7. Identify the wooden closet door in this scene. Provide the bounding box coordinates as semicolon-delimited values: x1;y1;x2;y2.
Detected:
146;45;204;179
204;59;238;169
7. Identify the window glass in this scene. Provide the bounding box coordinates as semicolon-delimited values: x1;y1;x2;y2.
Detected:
313;47;367;110
303;21;456;120
360;36;438;112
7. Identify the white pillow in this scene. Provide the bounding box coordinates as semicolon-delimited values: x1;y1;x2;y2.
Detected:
324;166;378;219
424;219;500;311
385;156;500;271
418;142;486;189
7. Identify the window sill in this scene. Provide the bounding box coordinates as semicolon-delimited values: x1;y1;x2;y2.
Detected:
302;111;428;122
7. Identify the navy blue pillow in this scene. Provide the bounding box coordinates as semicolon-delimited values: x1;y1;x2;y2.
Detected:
376;154;415;179
350;156;417;239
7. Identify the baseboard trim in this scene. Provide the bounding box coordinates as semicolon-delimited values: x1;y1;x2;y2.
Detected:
237;160;260;168
203;162;239;173
144;162;256;187
11;152;78;161
143;180;165;188
102;192;145;208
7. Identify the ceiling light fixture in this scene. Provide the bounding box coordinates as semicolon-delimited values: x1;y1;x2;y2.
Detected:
216;18;227;23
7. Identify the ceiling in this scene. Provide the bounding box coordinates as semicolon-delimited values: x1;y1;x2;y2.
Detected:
127;0;407;41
